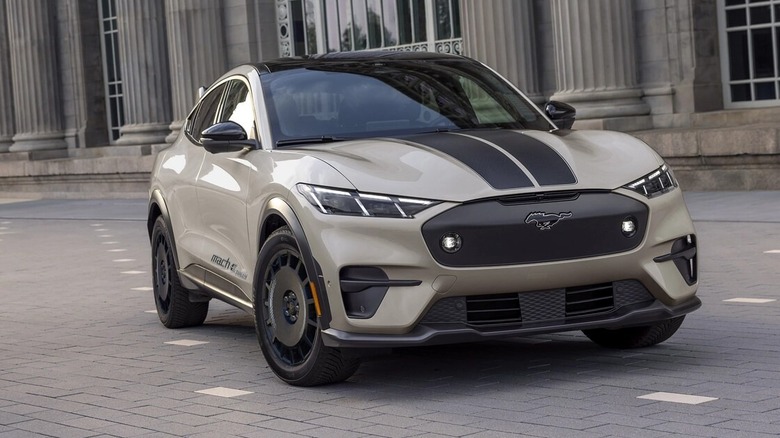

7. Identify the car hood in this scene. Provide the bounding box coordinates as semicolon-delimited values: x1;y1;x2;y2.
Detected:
296;129;663;202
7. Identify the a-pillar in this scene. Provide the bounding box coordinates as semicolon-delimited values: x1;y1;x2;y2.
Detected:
460;0;542;103
115;0;172;146
6;0;67;152
165;0;226;143
549;0;650;129
0;0;14;152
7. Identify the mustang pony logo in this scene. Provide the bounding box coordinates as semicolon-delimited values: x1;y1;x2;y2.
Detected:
525;211;573;230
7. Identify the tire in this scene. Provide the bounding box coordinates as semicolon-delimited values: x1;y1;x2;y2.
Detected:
583;316;685;349
254;227;360;386
151;216;209;328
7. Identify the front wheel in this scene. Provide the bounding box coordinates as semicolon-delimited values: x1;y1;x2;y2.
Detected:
254;227;360;386
583;316;685;349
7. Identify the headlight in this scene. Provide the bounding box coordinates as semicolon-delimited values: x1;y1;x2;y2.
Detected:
297;184;438;218
622;164;678;198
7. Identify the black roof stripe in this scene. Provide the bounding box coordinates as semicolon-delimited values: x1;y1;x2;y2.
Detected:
465;130;577;186
403;133;534;190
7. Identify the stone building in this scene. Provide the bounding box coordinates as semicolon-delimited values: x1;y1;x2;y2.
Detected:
0;0;778;196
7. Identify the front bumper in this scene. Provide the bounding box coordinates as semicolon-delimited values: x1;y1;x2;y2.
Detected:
292;187;698;337
321;295;701;348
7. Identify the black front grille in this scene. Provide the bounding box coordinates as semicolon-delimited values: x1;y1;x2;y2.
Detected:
565;283;614;316
421;192;649;267
466;294;521;325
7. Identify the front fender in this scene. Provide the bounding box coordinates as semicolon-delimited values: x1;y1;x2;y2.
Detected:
258;197;333;330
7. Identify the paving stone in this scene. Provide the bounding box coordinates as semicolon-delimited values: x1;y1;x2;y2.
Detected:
411;421;484;436
362;413;428;428
254;417;318;433
262;407;327;422
12;420;95;438
210;410;274;424
0;411;29;426
354;423;424;438
584;424;678;438
306;414;374;431
0;430;51;438
713;419;780;434
241;429;306;438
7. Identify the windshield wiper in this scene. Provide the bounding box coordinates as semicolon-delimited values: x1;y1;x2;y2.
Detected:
276;136;346;147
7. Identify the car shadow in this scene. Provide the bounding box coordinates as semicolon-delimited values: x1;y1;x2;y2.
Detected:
180;305;706;392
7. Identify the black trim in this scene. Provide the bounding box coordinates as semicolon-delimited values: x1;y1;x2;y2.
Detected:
340;279;422;293
402;132;534;189
261;199;332;330
338;266;421;319
462;130;577;186
148;190;180;271
654;235;697;285
654;247;696;263
321;296;702;348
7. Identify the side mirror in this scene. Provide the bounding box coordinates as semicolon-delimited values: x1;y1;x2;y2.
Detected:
545;101;576;130
200;121;258;153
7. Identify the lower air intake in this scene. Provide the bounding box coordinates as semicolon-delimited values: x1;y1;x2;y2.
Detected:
565;283;614;316
466;294;522;325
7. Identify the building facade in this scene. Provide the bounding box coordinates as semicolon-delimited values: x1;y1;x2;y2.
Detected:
0;0;778;195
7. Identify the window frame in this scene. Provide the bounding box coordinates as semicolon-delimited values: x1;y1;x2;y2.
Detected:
216;79;259;141
717;0;780;108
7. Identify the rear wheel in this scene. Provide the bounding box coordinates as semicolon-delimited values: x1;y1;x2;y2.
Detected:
583;316;685;349
151;216;209;328
254;227;360;386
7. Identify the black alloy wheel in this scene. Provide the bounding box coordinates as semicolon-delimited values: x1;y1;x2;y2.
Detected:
254;227;360;386
150;216;209;328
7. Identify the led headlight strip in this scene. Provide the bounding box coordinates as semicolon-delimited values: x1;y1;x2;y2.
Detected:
297;183;438;218
623;164;678;198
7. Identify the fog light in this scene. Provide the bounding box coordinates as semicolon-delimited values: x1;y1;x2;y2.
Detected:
440;233;462;253
621;217;637;237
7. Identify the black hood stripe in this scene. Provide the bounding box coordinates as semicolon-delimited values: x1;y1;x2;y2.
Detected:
464;130;577;186
403;133;534;189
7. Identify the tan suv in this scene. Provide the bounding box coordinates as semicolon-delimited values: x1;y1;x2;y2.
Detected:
148;52;700;386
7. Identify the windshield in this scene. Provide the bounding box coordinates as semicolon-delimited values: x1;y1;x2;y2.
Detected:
261;58;554;146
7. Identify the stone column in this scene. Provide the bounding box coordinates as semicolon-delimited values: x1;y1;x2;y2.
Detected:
549;0;650;122
6;0;67;151
460;0;542;102
0;0;14;152
115;0;172;145
165;0;226;142
62;0;109;149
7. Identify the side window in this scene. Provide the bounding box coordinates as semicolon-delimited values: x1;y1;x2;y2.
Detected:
189;83;228;140
219;80;256;139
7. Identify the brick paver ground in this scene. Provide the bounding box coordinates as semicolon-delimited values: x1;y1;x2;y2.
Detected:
0;193;778;437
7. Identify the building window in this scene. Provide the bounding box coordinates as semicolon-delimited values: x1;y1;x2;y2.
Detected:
718;0;780;107
98;0;125;142
277;0;461;57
